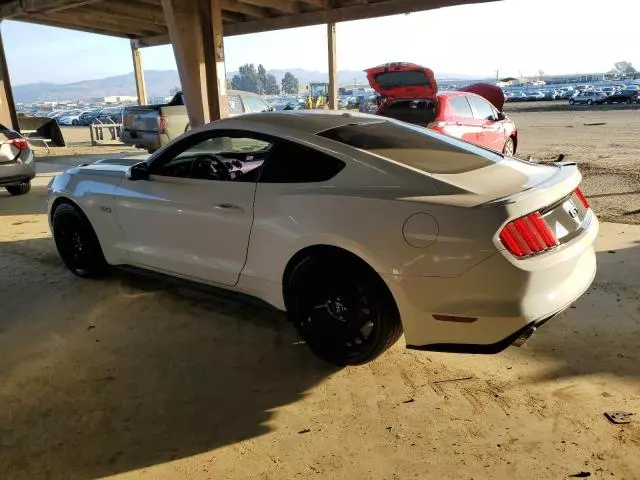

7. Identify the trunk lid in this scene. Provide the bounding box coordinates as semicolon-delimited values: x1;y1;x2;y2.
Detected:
365;62;438;101
122;106;162;134
459;83;506;111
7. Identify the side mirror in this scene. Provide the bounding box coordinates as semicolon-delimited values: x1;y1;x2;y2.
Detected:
127;162;149;181
496;112;506;121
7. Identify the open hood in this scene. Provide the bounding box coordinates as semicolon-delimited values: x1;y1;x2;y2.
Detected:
365;63;438;101
460;83;505;112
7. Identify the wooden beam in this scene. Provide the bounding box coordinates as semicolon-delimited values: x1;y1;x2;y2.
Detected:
58;8;166;33
201;0;229;120
90;1;167;25
0;26;18;130
11;16;131;37
225;0;497;35
327;21;337;110
132;33;171;48
28;12;154;36
130;40;148;106
219;0;268;18
299;0;326;7
240;0;299;14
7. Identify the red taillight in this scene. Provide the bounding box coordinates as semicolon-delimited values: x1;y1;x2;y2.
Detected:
6;138;29;150
499;212;558;258
158;115;168;133
574;188;589;208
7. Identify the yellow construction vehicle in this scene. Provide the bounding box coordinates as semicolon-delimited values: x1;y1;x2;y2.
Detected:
306;82;330;109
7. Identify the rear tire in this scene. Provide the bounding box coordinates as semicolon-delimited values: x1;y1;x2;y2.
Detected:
52;203;107;278
503;137;515;156
587;99;593;105
287;254;403;366
6;180;31;196
569;98;575;105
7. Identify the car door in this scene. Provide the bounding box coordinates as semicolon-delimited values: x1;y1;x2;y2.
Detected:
442;95;477;144
467;95;504;151
114;130;272;286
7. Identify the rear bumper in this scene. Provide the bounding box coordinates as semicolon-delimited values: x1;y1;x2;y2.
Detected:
0;155;36;185
384;213;599;352
120;130;164;150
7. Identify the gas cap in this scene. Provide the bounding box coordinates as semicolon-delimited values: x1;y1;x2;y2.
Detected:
402;213;439;248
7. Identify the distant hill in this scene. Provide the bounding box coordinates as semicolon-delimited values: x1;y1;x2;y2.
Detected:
13;68;478;102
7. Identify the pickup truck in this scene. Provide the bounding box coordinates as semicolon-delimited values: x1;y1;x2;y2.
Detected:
121;90;272;153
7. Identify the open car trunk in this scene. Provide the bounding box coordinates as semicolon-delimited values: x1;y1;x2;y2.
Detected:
365;63;439;125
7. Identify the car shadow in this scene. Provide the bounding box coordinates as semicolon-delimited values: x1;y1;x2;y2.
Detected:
513;241;640;381
0;237;337;480
0;183;49;216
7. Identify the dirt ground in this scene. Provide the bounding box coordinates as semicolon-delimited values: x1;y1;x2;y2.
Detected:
1;109;639;480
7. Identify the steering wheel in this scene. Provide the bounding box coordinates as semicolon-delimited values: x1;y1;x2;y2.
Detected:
193;154;232;181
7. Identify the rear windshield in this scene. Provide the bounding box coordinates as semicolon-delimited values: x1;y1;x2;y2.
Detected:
318;120;502;174
374;70;431;89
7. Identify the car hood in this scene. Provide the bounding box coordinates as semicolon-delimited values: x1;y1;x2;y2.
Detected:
365;62;437;101
459;83;506;111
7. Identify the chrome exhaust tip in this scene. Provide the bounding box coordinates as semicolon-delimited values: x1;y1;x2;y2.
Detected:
512;325;537;347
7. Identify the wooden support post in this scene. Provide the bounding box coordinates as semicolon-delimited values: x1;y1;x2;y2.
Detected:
201;0;229;121
327;21;338;110
130;40;148;106
162;0;209;127
161;0;229;127
0;23;18;130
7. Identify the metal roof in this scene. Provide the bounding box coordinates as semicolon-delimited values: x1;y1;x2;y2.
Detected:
0;0;497;47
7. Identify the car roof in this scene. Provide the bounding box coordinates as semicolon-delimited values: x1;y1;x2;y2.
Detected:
211;110;385;135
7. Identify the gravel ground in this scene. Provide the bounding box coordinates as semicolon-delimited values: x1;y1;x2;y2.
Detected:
506;103;640;224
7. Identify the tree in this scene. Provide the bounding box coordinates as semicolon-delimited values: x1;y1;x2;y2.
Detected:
613;61;636;76
281;71;300;95
257;64;268;95
264;73;279;95
231;63;259;93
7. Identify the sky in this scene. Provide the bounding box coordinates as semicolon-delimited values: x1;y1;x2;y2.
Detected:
2;0;639;86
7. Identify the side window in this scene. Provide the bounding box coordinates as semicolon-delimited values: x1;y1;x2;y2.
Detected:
245;95;270;113
151;134;272;182
259;141;345;183
467;96;495;120
448;96;474;118
228;95;244;115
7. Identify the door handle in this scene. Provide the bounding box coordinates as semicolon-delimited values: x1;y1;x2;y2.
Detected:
456;121;463;126
215;203;243;212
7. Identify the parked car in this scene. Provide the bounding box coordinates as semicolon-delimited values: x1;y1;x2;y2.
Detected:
569;91;607;105
561;90;579;99
525;91;545;101
604;89;639;104
600;87;616;96
508;91;528;102
48;111;598;365
95;106;124;124
542;90;561;100
365;63;518;155
0;128;35;196
121;90;272;153
58;110;85;126
78;109;102;125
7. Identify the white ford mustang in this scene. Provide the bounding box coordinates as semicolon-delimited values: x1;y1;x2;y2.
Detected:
48;111;598;365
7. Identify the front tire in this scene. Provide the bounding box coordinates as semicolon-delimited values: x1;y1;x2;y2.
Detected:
6;180;31;196
503;137;515;156
569;98;575;105
587;99;593;105
72;119;79;126
287;254;403;365
52;203;107;278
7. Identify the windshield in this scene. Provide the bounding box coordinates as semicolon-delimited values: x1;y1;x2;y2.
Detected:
318;120;502;174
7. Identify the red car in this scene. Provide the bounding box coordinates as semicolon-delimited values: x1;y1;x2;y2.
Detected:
365;63;518;155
